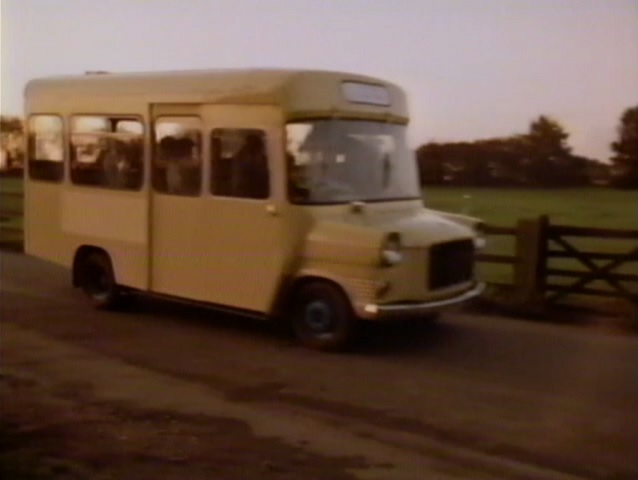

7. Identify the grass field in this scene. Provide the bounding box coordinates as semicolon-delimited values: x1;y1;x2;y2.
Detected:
424;187;638;230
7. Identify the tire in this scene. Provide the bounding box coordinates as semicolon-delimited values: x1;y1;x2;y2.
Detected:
79;252;122;310
292;282;356;351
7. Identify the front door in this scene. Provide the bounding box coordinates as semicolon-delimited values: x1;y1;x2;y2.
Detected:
150;104;290;313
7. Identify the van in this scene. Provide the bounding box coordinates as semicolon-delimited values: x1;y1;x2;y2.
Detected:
24;69;484;350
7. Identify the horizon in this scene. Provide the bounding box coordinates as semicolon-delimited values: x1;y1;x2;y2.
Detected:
2;0;637;161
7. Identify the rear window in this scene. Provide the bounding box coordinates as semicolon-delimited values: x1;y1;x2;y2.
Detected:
28;115;64;182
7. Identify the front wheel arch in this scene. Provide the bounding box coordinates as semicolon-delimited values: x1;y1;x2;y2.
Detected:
288;278;357;351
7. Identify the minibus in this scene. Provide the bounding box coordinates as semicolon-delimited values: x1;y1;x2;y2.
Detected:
24;69;484;350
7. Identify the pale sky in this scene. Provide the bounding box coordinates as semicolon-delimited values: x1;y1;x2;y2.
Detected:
1;0;637;160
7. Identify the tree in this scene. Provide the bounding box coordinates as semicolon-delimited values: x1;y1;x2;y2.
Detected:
416;142;491;186
416;143;446;185
0;116;23;133
1;116;25;170
527;115;571;157
475;136;529;185
524;115;579;186
610;106;638;189
415;115;594;188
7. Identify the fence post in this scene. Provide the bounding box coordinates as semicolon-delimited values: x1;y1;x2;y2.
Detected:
514;215;548;312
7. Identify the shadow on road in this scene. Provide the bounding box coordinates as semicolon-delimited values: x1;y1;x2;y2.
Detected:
128;295;455;355
130;295;290;343
354;319;457;355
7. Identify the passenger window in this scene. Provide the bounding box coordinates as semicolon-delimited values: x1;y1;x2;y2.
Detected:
70;116;144;190
28;115;64;182
153;117;202;196
210;129;270;199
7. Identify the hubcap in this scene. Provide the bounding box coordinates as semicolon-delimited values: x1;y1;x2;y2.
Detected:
304;300;334;333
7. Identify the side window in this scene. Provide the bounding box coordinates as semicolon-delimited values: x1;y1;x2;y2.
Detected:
28;115;64;182
70;116;144;190
153;117;202;196
210;129;270;199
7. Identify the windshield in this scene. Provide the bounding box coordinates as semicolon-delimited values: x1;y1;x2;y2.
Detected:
286;120;420;204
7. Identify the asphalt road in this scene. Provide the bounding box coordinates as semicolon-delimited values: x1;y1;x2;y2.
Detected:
1;251;637;479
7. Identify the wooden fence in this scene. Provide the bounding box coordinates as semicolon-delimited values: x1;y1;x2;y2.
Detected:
477;216;638;313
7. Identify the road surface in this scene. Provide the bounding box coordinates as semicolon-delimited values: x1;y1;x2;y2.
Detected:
1;251;637;479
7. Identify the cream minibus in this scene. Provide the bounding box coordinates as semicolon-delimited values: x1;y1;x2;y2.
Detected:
24;69;484;350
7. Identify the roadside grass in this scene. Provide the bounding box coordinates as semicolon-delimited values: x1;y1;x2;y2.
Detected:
0;176;24;249
0;175;23;194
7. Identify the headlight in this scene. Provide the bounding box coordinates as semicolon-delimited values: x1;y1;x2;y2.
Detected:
473;236;487;249
380;232;403;267
473;222;487;250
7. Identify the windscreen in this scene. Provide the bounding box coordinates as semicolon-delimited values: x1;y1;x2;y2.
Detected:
286;120;420;204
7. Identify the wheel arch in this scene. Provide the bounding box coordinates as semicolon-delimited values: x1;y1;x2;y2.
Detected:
72;245;111;287
272;272;356;322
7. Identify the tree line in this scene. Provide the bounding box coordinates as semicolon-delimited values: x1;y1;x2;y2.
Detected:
0;116;24;173
417;107;638;189
3;106;638;188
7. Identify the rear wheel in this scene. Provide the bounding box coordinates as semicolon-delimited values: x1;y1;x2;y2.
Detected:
79;252;122;310
292;282;356;351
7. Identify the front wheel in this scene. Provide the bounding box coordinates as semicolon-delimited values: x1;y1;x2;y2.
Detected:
292;282;356;351
79;252;122;310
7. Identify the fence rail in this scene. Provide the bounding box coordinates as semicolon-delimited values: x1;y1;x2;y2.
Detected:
550;225;638;239
1;191;22;198
475;225;518;266
476;253;516;264
482;225;517;236
476;215;638;312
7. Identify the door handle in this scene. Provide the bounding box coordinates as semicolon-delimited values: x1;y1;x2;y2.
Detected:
266;204;278;216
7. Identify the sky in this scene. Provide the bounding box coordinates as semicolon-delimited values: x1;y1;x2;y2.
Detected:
1;0;637;161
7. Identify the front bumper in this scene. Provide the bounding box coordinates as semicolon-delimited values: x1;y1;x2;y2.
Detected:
359;282;485;320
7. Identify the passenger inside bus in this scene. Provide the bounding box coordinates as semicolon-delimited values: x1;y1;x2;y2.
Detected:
211;130;269;199
102;139;142;190
156;136;201;195
234;133;269;199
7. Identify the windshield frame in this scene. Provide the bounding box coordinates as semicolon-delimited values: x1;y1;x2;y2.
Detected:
285;119;421;206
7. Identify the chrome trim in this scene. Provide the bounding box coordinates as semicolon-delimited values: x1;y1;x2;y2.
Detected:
473;237;487;249
360;283;485;320
380;249;402;266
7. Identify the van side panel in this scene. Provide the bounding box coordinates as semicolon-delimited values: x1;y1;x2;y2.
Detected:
61;190;148;289
24;182;67;266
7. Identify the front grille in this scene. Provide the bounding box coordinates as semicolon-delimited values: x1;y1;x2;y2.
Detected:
428;239;474;290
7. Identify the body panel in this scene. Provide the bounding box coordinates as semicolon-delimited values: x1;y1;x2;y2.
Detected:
149;104;293;313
